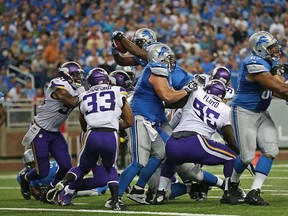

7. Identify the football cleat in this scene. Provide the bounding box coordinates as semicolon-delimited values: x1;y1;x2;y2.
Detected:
105;197;126;210
127;186;150;205
58;190;73;206
244;189;269;206
153;189;166;205
196;183;209;202
145;187;154;204
46;181;65;203
19;172;31;200
226;179;243;205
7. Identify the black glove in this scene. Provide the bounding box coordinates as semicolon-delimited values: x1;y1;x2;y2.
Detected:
111;31;125;41
270;64;288;76
183;81;198;94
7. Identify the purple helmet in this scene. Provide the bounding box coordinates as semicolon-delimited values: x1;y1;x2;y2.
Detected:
211;66;230;86
87;67;109;87
204;79;226;101
58;61;84;88
110;70;134;91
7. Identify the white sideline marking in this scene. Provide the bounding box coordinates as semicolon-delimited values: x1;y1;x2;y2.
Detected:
0;208;237;216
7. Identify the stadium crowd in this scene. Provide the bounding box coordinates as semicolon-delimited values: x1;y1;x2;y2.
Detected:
1;0;288;211
1;0;288;95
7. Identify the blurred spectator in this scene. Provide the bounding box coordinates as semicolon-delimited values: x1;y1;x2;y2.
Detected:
7;83;25;101
31;49;47;89
0;75;8;95
7;73;17;91
43;37;60;80
21;79;36;99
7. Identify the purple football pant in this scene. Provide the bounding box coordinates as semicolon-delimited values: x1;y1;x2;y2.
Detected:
162;134;237;179
69;130;119;186
26;129;72;186
69;165;108;190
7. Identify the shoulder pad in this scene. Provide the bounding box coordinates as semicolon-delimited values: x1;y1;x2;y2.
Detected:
49;78;67;90
149;62;169;77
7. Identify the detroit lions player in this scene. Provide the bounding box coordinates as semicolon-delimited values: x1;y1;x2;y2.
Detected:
49;67;133;210
0;91;5;126
228;31;288;206
17;149;108;200
154;80;238;204
111;28;194;90
117;43;196;205
19;61;85;201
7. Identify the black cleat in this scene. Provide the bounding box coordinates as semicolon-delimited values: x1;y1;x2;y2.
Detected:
153;189;166;205
19;172;31;200
244;189;269;206
227;179;242;205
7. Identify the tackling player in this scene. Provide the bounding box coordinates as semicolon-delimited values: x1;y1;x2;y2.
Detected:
19;61;85;201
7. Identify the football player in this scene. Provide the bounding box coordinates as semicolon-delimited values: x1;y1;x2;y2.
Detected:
111;28;194;90
17;149;108;200
154;80;239;204
117;43;196;205
47;67;133;210
19;61;85;201
228;31;288;206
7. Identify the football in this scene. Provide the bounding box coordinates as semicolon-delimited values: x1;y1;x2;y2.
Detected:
113;39;127;54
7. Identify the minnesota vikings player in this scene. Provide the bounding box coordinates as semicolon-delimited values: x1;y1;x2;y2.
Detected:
19;61;85;201
111;28;194;90
48;67;133;210
116;43;197;205
228;31;288;206
17;149;108;200
154;80;238;204
0;91;5;126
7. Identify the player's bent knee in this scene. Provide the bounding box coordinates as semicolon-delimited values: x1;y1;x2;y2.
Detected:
265;147;279;159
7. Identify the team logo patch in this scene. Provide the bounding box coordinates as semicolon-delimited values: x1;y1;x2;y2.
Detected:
256;36;269;47
142;29;153;39
158;47;169;57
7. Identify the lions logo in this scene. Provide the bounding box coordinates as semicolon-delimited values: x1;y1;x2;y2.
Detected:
158;46;169;57
256;36;269;47
142;29;154;39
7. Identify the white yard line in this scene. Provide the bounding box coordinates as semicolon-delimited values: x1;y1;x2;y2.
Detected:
0;208;237;216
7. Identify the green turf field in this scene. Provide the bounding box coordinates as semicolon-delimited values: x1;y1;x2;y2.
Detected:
0;161;287;216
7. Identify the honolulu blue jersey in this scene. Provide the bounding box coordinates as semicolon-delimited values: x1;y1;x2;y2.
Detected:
231;54;276;112
17;161;58;188
131;62;171;123
134;42;193;90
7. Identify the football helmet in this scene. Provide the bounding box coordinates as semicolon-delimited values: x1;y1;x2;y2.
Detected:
87;67;109;88
147;43;176;72
132;28;157;49
58;61;84;89
211;66;230;86
248;31;281;62
204;79;226;101
115;65;136;82
22;149;35;170
110;70;134;91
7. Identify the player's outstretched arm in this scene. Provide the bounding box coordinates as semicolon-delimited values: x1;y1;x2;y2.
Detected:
251;72;288;99
52;89;79;109
150;74;188;104
119;37;148;60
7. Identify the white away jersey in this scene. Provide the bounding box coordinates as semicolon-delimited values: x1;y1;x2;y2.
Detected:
79;84;127;131
174;88;231;139
34;78;85;132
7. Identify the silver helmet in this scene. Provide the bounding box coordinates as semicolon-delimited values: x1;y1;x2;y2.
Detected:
248;31;281;62
147;43;176;72
22;149;35;170
132;28;157;49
